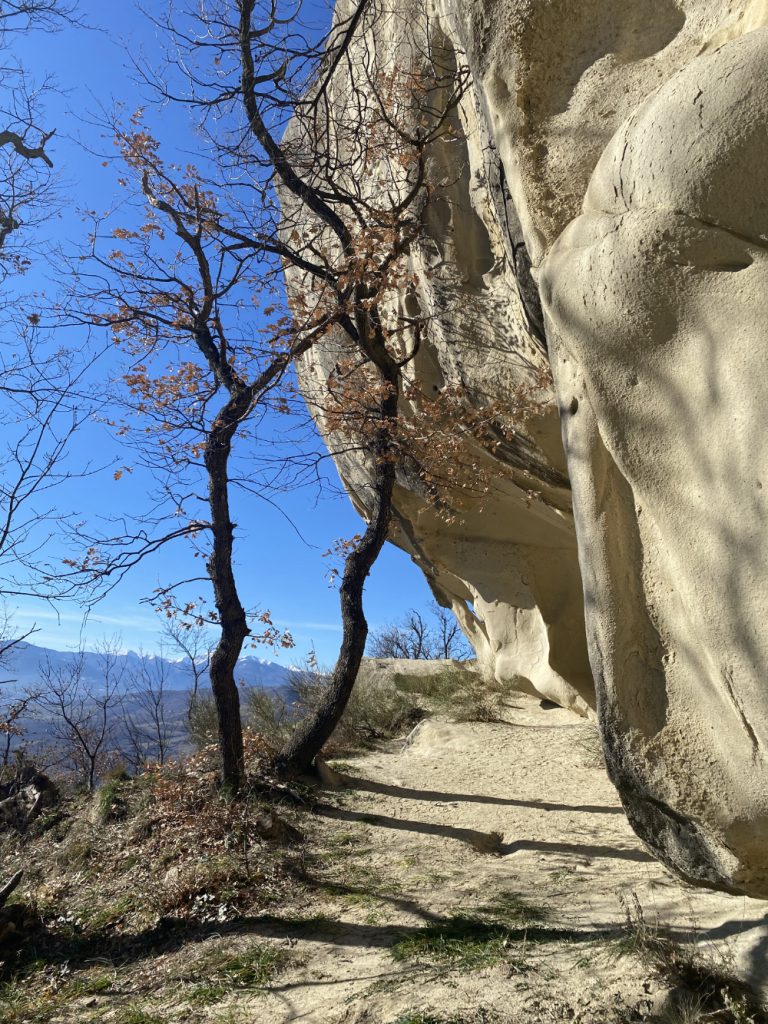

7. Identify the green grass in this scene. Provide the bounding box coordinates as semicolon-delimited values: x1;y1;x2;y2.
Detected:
391;1010;499;1024
81;894;135;931
71;973;114;995
390;891;559;978
115;1010;169;1024
96;770;130;824
0;970;116;1024
0;978;35;1024
478;890;546;927
184;943;290;1005
189;983;228;1007
391;915;528;972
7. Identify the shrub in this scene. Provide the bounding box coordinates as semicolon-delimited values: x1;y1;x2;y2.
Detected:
391;915;529;972
326;671;424;748
245;688;293;747
394;667;509;723
95;769;130;824
243;669;424;755
186;693;219;750
573;724;605;769
616;892;767;1024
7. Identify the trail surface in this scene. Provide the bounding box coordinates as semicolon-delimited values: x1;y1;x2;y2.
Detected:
231;697;768;1022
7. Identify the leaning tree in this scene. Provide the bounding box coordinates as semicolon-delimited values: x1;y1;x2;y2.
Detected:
66;0;479;787
148;0;475;777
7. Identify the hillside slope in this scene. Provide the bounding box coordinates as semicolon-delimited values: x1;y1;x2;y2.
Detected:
1;694;767;1023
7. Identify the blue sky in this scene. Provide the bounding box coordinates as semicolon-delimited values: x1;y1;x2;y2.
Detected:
6;0;436;663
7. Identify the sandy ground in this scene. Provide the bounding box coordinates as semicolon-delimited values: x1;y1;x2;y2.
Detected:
184;696;768;1023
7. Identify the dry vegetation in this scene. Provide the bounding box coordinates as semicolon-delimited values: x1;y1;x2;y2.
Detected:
237;661;512;757
0;669;763;1023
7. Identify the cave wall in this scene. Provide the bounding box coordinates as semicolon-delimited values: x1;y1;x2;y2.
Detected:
437;0;768;897
294;0;595;718
297;0;768;896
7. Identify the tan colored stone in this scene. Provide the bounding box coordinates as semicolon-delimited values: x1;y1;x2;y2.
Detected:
293;0;594;718
302;0;768;896
540;27;768;896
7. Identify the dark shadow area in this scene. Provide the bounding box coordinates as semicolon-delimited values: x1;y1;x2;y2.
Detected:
314;801;503;850
746;928;768;989
501;838;654;863
313;803;645;862
8;907;625;980
341;775;624;815
314;880;440;922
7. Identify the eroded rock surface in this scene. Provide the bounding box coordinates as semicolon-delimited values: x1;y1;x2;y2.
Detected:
295;0;594;718
540;24;768;895
301;0;768;896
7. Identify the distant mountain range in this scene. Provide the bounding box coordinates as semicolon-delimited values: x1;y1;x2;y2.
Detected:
0;641;302;697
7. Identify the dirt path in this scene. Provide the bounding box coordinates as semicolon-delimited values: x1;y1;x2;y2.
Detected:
214;696;768;1023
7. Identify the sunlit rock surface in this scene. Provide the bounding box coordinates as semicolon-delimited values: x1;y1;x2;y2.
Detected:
294;0;594;719
299;0;768;896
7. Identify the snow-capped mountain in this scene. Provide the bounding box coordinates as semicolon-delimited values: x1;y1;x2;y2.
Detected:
0;641;301;696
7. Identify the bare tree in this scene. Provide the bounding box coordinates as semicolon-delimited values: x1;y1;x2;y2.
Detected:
61;0;471;787
0;693;36;769
369;601;471;660
370;610;429;659
0;0;87;591
162;619;212;719
123;651;174;771
0;0;99;661
64;125;318;791
151;0;469;778
0;0;74;274
433;603;470;660
0;606;40;767
31;641;124;791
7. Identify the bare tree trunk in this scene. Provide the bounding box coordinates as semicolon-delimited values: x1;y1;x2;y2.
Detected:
275;387;397;777
205;401;250;793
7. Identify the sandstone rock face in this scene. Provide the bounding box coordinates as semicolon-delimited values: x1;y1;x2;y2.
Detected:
303;0;768;895
439;0;768;896
539;23;768;896
295;0;595;719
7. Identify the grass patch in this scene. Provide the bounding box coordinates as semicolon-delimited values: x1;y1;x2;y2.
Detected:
189;983;228;1007
0;978;36;1024
0;968;116;1024
95;768;131;824
391;892;579;979
71;972;114;994
322;862;403;899
183;943;290;1004
55;837;93;868
392;1011;498;1024
394;668;510;723
116;1011;169;1024
245;667;425;756
391;915;528;972
82;894;135;931
478;889;546;927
